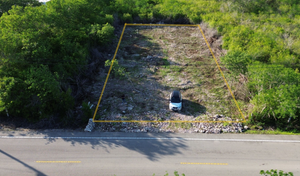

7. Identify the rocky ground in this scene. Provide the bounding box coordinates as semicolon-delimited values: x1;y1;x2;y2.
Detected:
83;23;248;133
89;120;248;134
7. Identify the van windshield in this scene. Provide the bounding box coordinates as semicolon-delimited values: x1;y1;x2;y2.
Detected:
171;96;181;103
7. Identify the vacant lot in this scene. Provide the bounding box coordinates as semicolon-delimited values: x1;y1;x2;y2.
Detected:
92;24;243;127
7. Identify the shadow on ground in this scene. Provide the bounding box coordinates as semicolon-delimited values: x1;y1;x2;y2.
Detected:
180;99;206;116
0;130;188;162
0;149;46;176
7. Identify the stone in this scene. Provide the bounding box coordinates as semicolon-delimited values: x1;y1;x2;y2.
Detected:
131;54;140;58
84;118;95;132
119;105;127;111
244;125;248;130
222;129;228;133
238;127;242;133
216;114;222;118
127;105;134;111
214;129;221;134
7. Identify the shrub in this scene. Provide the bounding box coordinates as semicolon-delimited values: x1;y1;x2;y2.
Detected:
250;84;300;128
105;14;114;24
121;13;133;23
223;26;254;51
82;101;94;121
89;23;115;45
105;59;127;78
248;63;300;128
221;50;252;75
247;62;300;94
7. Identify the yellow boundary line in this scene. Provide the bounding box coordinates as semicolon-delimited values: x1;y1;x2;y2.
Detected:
92;23;246;123
197;25;246;122
92;23;127;122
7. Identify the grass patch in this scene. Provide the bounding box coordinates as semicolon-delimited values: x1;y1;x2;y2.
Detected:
173;122;192;129
159;68;171;77
223;121;231;126
170;65;183;72
162;58;170;65
244;130;300;135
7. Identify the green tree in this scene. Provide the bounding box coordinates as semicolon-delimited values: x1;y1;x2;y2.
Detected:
0;0;41;17
0;0;115;122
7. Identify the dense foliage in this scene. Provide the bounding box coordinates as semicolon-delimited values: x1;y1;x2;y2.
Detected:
0;0;114;124
0;0;42;17
1;0;300;130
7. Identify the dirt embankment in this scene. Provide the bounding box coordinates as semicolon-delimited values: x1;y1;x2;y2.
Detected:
88;23;246;133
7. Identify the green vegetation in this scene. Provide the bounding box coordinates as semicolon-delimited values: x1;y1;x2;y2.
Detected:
260;169;293;176
153;171;185;176
105;59;127;78
1;0;300;130
0;0;114;124
245;129;300;135
0;0;42;17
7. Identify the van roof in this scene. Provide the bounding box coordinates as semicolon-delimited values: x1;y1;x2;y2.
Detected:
172;90;180;97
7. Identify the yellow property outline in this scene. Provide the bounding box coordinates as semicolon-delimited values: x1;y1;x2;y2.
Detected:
92;23;246;123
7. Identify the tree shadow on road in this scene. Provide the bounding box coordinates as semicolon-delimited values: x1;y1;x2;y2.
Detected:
0;149;46;176
0;131;188;162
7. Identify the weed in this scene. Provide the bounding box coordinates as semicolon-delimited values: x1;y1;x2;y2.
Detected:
162;58;170;65
245;130;300;135
159;69;169;77
170;65;183;72
183;123;192;129
163;49;168;55
223;122;231;126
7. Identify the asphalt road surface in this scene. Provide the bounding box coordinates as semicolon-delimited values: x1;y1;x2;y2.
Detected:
1;131;300;176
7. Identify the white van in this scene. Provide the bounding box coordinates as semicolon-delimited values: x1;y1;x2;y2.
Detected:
169;90;182;111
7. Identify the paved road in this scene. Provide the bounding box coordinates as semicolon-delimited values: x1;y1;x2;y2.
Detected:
1;131;300;176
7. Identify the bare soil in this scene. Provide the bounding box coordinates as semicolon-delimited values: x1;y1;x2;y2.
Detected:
90;23;244;130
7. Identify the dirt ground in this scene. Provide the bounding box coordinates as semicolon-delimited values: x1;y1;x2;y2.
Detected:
89;23;244;128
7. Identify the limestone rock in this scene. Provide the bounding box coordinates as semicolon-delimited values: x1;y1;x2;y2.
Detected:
84;118;95;132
